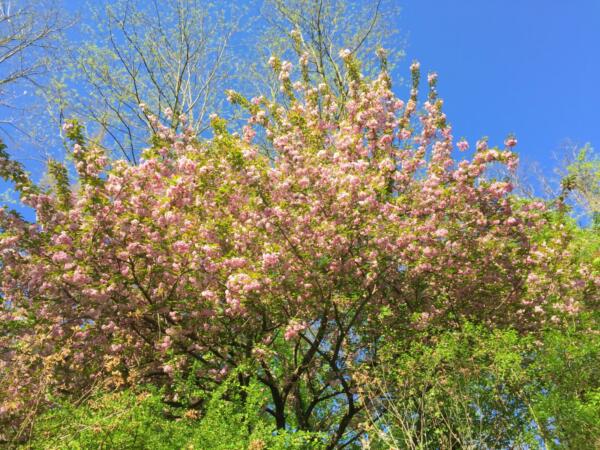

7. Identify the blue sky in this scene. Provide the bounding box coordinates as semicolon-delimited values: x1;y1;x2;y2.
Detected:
396;0;599;176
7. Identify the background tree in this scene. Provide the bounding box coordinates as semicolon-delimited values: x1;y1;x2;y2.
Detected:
44;0;244;163
560;144;599;226
360;316;600;449
253;0;402;100
0;0;71;139
508;141;600;228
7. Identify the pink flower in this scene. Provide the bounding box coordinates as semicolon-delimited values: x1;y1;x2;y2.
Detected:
456;139;469;152
243;280;261;293
434;228;449;239
227;257;247;269
506;217;519;226
299;52;309;66
71;268;91;286
173;240;190;253
398;129;411;140
423;247;438;258
55;232;72;246
52;251;71;264
101;321;116;332
252;347;268;358
159;336;172;351
298;177;310;188
504;137;518;147
284;321;308;341
507;154;519;172
201;290;217;301
281;60;292;72
242;125;256;143
527;273;540;283
262;252;280;269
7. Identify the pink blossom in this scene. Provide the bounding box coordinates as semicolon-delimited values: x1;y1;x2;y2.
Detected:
423;247;438;258
298;177;310;188
52;251;71;264
434;228;449;239
398;129;411;140
506;217;519;226
201;290;217;300
71;268;91;286
252;347;268;359
173;240;190;253
527;273;540;283
262;253;280;269
242;125;256;143
456;139;469;151
55;232;72;246
226;257;247;269
159;336;172;351
284;321;308;341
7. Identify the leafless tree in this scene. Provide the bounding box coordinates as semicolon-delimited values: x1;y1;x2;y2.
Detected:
0;0;72;139
48;0;244;163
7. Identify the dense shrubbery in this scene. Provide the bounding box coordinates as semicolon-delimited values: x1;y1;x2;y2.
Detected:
0;26;598;449
27;380;325;449
363;315;600;449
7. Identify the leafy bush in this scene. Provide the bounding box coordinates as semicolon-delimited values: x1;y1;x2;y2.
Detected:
362;316;600;449
27;377;325;449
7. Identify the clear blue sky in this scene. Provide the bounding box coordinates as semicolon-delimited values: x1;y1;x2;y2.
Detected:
396;0;599;175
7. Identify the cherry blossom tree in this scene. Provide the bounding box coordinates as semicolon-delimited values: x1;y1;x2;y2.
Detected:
0;49;595;447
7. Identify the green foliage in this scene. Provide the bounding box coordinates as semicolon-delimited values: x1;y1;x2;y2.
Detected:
26;376;325;450
566;145;599;216
0;139;38;198
27;389;193;449
572;219;600;271
365;316;600;449
47;160;71;209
